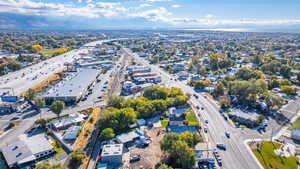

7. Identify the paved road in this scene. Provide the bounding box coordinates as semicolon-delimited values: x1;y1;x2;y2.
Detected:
125;48;262;169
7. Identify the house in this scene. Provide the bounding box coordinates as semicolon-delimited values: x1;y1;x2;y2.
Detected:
116;130;144;146
51;113;87;130
169;116;185;126
63;126;81;141
1;134;54;168
101;144;123;164
291;129;300;141
177;71;189;80
228;111;261;128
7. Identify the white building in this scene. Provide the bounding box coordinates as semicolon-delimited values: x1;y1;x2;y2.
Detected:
101;144;123;164
1;134;54;168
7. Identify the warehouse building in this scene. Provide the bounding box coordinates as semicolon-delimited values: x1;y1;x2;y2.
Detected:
43;68;100;104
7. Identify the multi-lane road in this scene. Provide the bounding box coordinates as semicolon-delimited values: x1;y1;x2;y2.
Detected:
123;47;263;169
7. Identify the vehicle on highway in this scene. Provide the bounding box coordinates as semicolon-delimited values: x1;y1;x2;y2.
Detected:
204;127;208;133
205;120;208;124
196;105;200;109
216;144;226;150
225;131;230;138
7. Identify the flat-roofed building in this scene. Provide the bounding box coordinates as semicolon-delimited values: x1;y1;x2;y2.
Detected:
1;134;54;168
43;68;99;104
101;144;123;164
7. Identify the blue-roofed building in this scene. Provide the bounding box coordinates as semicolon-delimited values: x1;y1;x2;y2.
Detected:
97;163;107;169
291;129;300;141
166;126;198;134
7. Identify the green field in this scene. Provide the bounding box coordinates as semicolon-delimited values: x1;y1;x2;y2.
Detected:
289;117;300;130
253;141;298;169
185;109;199;126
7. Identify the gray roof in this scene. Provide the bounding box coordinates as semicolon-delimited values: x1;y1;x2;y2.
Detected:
1;134;53;167
101;144;123;157
44;68;99;98
229;111;259;121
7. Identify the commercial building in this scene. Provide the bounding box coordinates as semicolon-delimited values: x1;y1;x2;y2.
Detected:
1;134;54;168
101;144;123;164
43;68;99;104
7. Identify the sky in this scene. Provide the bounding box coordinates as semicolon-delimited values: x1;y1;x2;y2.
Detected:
0;0;300;31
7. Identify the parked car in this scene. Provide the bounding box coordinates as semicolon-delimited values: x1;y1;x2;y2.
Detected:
216;144;226;150
130;155;141;163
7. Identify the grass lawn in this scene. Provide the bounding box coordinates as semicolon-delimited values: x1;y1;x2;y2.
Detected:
253;141;298;169
185;109;199;126
288;117;300;130
48;136;65;161
161;118;169;127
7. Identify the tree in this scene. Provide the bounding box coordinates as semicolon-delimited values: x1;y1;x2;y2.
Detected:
32;44;43;53
143;86;168;100
107;96;126;109
219;97;231;108
99;128;115;141
280;65;292;78
36;162;66;169
213;82;226;97
50;101;65;117
179;132;202;147
158;164;173;169
35;118;47;128
168;140;196;169
68;151;85;169
281;85;299;96
26;88;36;100
6;59;22;71
35;96;45;109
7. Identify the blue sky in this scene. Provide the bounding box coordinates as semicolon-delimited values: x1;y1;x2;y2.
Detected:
0;0;300;30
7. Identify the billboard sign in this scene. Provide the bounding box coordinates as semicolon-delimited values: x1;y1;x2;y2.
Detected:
1;96;18;102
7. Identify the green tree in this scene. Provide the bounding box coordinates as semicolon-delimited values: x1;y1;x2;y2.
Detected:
280;65;292;78
50;101;65;117
26;88;36;100
213;82;226;97
68;151;85;169
99;128;115;141
35;96;45;109
179;132;202;147
168;140;196;169
143;86;168;100
158;164;173;169
281;85;299;96
107;96;126;109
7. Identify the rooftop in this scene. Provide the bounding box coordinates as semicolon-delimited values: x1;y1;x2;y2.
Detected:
101;144;123;157
44;68;99;98
1;134;53;167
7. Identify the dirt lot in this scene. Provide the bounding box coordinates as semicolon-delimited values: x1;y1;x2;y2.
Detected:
128;128;165;169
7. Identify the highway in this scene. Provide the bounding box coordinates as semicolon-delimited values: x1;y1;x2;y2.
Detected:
124;47;263;169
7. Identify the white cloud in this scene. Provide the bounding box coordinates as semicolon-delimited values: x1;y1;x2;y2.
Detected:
0;0;127;18
129;7;171;22
171;4;180;8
